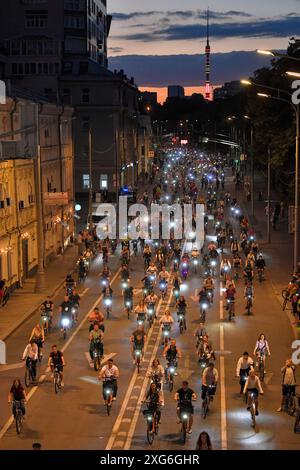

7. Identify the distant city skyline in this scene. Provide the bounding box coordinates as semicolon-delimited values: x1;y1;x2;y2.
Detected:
108;0;299;89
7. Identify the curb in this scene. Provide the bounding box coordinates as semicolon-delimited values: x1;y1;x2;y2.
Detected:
1;248;78;342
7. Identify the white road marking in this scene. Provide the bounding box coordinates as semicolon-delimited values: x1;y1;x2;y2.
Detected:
81;288;90;296
0;267;121;440
0;362;24;372
106;297;163;450
219;315;228;450
124;287;173;450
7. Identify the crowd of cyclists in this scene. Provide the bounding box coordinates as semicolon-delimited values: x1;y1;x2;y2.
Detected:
8;146;300;445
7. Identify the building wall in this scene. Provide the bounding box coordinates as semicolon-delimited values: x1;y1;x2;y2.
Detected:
0;95;74;285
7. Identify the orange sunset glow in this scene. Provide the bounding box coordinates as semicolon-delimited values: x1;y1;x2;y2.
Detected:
139;86;220;104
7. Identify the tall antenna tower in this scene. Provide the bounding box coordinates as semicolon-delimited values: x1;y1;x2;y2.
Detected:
205;8;211;100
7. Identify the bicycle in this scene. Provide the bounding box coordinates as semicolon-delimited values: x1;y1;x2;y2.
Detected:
246;392;257;428
92;340;103;372
178;313;186;334
226;299;235;321
256;353;265;382
202;385;216;419
13;400;24;434
134;348;143;374
53;366;62;394
24;359;36;387
245;296;253;315
103;379;114;416
146;307;155;327
199;301;208;323
166;361;176;392
281;289;291;311
257;268;264;283
104;298;112;319
283;385;297;416
125;299;133;320
294;393;300;433
178;407;191;444
143;403;160;445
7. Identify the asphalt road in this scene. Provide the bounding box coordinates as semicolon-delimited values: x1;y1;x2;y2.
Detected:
0;174;299;450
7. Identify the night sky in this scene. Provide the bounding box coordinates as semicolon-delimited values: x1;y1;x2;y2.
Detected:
108;0;300;100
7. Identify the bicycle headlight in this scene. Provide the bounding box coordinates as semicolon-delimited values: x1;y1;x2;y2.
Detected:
211;261;216;267
135;350;141;356
182;413;188;420
202;303;208;309
42;316;47;322
122;282;128;289
126;301;131;307
147;415;153;421
105;299;112;306
169;367;175;373
105;388;113;395
193;260;198;265
179;315;183;320
62;318;70;327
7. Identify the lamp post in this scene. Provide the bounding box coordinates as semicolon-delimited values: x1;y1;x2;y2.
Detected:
256;91;299;271
257;49;300;62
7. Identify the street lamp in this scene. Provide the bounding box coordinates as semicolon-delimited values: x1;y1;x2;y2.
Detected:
257;49;300;62
257;91;299;271
286;71;300;78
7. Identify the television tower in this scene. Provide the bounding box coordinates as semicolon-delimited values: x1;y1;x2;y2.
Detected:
205;8;211;100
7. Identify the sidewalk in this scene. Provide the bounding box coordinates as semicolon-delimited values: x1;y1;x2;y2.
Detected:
0;245;78;341
230;172;297;335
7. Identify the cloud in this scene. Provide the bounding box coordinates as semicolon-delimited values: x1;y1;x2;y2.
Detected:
114;15;300;42
108;51;272;87
110;10;253;21
108;47;124;53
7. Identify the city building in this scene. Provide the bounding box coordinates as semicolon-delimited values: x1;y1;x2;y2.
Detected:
0;90;74;286
168;85;185;99
213;81;243;100
139;91;158;109
0;0;150;199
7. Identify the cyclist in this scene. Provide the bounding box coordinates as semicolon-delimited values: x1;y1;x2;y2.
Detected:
134;300;147;325
253;333;271;371
143;245;152;269
88;307;105;332
174;381;197;434
244;281;254;309
176;295;187;329
202;362;218;405
99;358;119;401
244;369;264;416
277;359;297;412
198;335;216;362
148;358;165;392
22;340;38;382
121;264;130;282
145;291;158;318
164;339;182;379
41;296;54;323
29;323;44;358
243;262;254;284
48;345;65;387
256;254;266;277
236;352;254;393
8;379;26;418
158;265;170;284
123;280;134;311
89;323;104;361
69;289;81;322
142;383;163;428
159;309;174;341
146;262;158;282
194;322;207;349
130;325;147;363
225;282;236;316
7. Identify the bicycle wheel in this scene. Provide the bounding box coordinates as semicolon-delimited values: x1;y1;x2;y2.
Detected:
106;396;112;416
54;375;59;394
288;396;296;416
137;358;140;374
202;398;209;419
94;356;100;372
259;362;265;382
169;375;174;392
25;368;30;388
15;413;22;434
250;406;256;427
147;421;154;445
294;410;300;433
181;421;187;444
179;322;183;334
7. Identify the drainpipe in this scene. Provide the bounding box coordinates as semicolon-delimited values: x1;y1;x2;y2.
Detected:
10;97;22;287
58;104;65;252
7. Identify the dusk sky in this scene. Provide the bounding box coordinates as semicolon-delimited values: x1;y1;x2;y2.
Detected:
107;0;300;101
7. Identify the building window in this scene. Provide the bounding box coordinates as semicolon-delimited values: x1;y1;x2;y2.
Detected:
64;16;84;29
64;0;85;10
44;128;50;139
83;174;90;189
81;88;90;103
25;12;48;28
100;174;108;190
63;61;73;74
79;62;88;74
63;88;71;104
82;117;90;132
